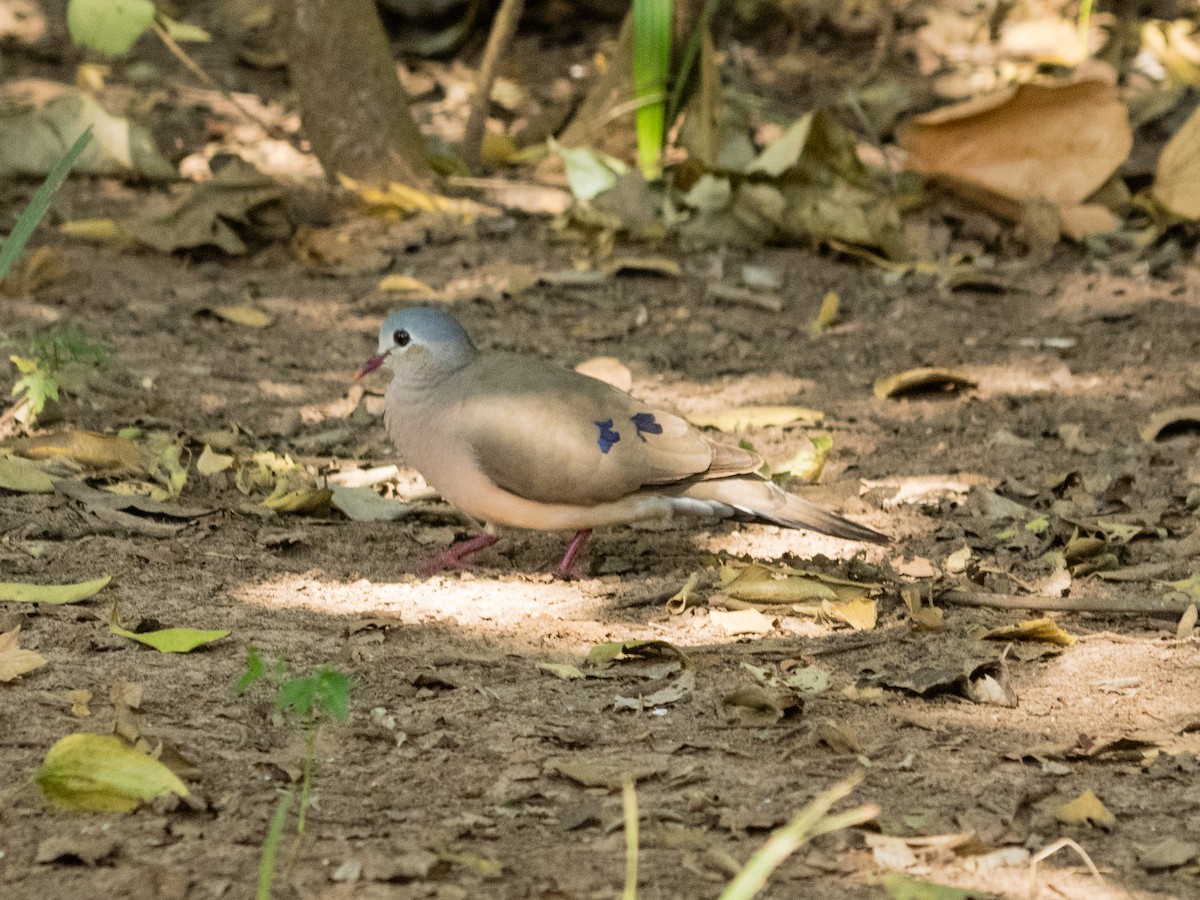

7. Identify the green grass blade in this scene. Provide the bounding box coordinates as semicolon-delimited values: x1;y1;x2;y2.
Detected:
665;0;720;134
718;774;878;900
257;790;295;900
632;0;672;179
622;776;639;900
0;128;92;284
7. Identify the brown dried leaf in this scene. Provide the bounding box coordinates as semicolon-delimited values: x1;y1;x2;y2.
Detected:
900;70;1131;214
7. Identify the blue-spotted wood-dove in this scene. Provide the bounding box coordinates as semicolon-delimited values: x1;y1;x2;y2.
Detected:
356;307;887;576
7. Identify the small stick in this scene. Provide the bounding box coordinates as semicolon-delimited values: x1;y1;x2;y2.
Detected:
152;20;276;133
938;589;1186;620
462;0;525;172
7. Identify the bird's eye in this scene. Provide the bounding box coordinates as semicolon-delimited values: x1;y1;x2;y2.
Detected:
393;329;411;347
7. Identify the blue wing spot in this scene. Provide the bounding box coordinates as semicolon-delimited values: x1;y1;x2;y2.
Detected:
631;412;663;441
595;419;620;454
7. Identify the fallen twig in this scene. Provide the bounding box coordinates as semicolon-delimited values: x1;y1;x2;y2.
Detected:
938;589;1186;620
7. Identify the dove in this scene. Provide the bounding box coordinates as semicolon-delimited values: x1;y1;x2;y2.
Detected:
356;307;887;576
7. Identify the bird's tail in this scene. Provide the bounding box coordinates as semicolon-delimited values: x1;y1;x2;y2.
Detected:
669;476;889;545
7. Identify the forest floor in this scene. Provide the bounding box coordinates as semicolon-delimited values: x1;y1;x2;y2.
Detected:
3;5;1200;900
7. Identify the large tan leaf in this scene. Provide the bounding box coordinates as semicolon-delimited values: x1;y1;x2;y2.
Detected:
900;71;1131;212
1154;104;1200;219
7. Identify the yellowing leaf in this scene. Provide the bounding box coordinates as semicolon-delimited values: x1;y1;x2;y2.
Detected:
665;571;703;615
1056;789;1115;828
821;597;878;631
723;564;838;603
37;733;189;812
0;456;55;493
0;575;111;604
688;405;824;432
873;367;976;400
59;218;129;244
110;625;230;653
196;445;235;476
773;433;832;484
0;626;47;681
209;304;273;328
537;662;585;680
262;486;333;515
1168;575;1200;601
983;616;1076;646
811;290;840;335
376;274;435;295
1153;103;1200;219
339;174;495;221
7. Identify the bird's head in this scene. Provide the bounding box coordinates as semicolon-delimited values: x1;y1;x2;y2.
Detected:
355;307;478;381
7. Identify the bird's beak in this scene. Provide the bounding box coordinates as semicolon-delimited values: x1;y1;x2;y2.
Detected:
354;352;387;381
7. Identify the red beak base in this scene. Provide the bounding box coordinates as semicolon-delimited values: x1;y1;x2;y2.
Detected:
354;353;386;381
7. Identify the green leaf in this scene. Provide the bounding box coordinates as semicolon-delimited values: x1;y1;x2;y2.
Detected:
0;575;111;604
315;668;351;721
110;625;230;653
0;128;92;283
0;456;55;493
235;645;267;696
67;0;155;57
548;138;629;202
881;873;986;900
37;733;189;812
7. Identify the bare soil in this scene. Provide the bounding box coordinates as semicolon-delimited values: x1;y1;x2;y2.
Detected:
4;8;1200;900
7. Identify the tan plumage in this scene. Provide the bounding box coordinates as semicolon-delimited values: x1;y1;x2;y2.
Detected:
361;308;887;572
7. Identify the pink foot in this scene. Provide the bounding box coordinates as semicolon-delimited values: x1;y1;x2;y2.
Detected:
556;529;592;580
416;534;500;576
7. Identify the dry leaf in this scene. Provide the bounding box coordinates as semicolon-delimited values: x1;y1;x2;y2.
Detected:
689;405;824;431
811;291;840;334
873;367;976;400
984;617;1076;646
900;70;1131;222
1153;103;1200;219
709;607;775;635
1141;405;1200;442
601;257;682;278
205;304;273;328
0;626;47;681
377;274;436;295
196;445;235;476
1056;789;1116;828
574;357;633;392
821;597;878;631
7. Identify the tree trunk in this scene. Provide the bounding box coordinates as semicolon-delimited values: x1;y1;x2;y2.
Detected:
280;0;432;187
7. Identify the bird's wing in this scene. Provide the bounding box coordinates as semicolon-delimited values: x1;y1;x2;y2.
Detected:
444;353;756;506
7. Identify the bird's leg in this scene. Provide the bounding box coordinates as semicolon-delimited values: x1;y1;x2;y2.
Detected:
556;528;593;580
416;533;500;576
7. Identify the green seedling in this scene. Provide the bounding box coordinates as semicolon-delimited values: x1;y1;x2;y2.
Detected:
235;646;352;900
8;325;109;428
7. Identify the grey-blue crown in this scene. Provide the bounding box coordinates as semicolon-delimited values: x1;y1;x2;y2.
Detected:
379;307;474;349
